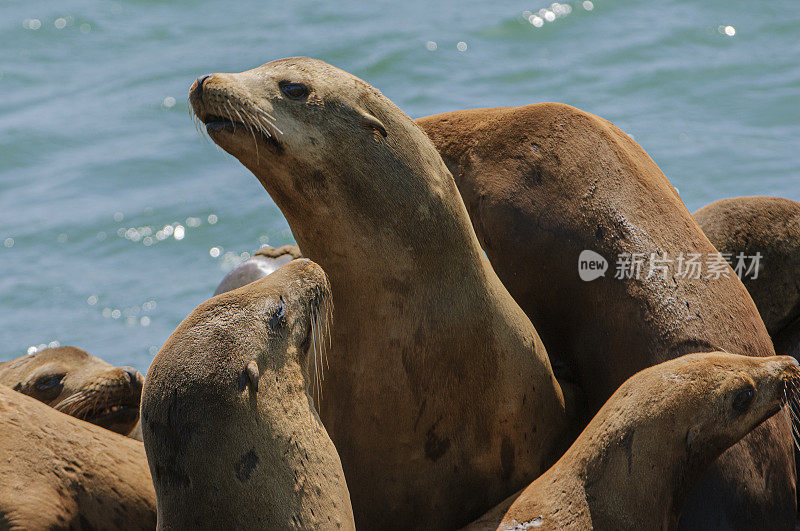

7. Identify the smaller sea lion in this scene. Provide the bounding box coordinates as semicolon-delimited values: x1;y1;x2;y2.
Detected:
0;346;143;436
694;196;800;354
142;259;354;529
213;243;302;295
0;384;156;529
465;352;800;531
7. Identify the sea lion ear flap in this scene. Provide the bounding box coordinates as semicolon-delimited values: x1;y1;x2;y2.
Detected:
245;360;260;393
360;111;387;138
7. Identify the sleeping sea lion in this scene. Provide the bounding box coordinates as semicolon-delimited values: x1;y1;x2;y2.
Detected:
0;346;143;436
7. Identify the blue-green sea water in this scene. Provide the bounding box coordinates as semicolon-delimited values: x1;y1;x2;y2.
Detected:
1;1;799;372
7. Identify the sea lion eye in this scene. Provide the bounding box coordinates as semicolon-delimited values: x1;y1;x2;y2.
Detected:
35;374;64;391
267;296;287;331
732;386;755;414
279;82;309;100
32;374;65;399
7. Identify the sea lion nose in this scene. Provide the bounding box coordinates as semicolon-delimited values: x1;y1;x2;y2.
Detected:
194;74;212;99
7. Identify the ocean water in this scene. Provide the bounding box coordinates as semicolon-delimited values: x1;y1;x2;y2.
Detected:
1;0;798;372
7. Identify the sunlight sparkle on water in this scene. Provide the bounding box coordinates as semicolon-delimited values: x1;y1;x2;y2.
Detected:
23;19;42;30
526;3;575;27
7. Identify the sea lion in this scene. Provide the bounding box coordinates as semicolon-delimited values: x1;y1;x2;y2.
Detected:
141;259;354;529
0;384;156;529
0;346;143;436
694;196;800;355
416;103;796;528
189;58;571;528
464;352;800;530
213;243;302;295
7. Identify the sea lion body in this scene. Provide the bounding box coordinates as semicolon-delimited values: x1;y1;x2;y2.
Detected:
142;259;354;529
214;243;302;295
0;384;156;529
465;353;799;531
0;346;143;436
417;103;795;528
694;196;800;355
190;58;570;528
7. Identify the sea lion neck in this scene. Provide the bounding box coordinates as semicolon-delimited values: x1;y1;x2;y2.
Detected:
278;154;489;290
562;417;686;529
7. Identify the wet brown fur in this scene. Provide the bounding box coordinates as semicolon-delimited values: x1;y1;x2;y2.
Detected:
142;259;354;529
190;58;572;529
694;196;800;355
0;384;155;530
465;353;799;531
0;346;143;436
417;103;796;529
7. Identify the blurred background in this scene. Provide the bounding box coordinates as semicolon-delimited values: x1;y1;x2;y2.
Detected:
1;0;798;372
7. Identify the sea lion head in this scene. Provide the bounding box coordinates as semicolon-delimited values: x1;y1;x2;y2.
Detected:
188;57;452;252
596;352;799;472
141;259;347;528
0;346;143;435
147;258;331;407
489;352;800;531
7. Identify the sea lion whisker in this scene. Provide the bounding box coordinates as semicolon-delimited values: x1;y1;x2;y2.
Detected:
54;390;90;412
782;405;800;451
223;102;237;131
254;107;277;122
248;111;277;140
254;108;283;135
781;404;798;450
251;113;275;139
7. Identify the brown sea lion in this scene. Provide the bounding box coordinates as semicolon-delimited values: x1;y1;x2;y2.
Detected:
189;58;571;528
141;259;354;529
464;352;800;530
213;243;302;295
0;384;156;529
694;196;800;355
416;104;795;528
0;346;143;436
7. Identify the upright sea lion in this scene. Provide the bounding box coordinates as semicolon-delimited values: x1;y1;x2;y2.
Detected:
189;58;571;528
465;352;800;530
416;104;795;528
0;384;156;529
694;196;800;355
214;243;302;295
141;259;354;529
0;346;143;436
